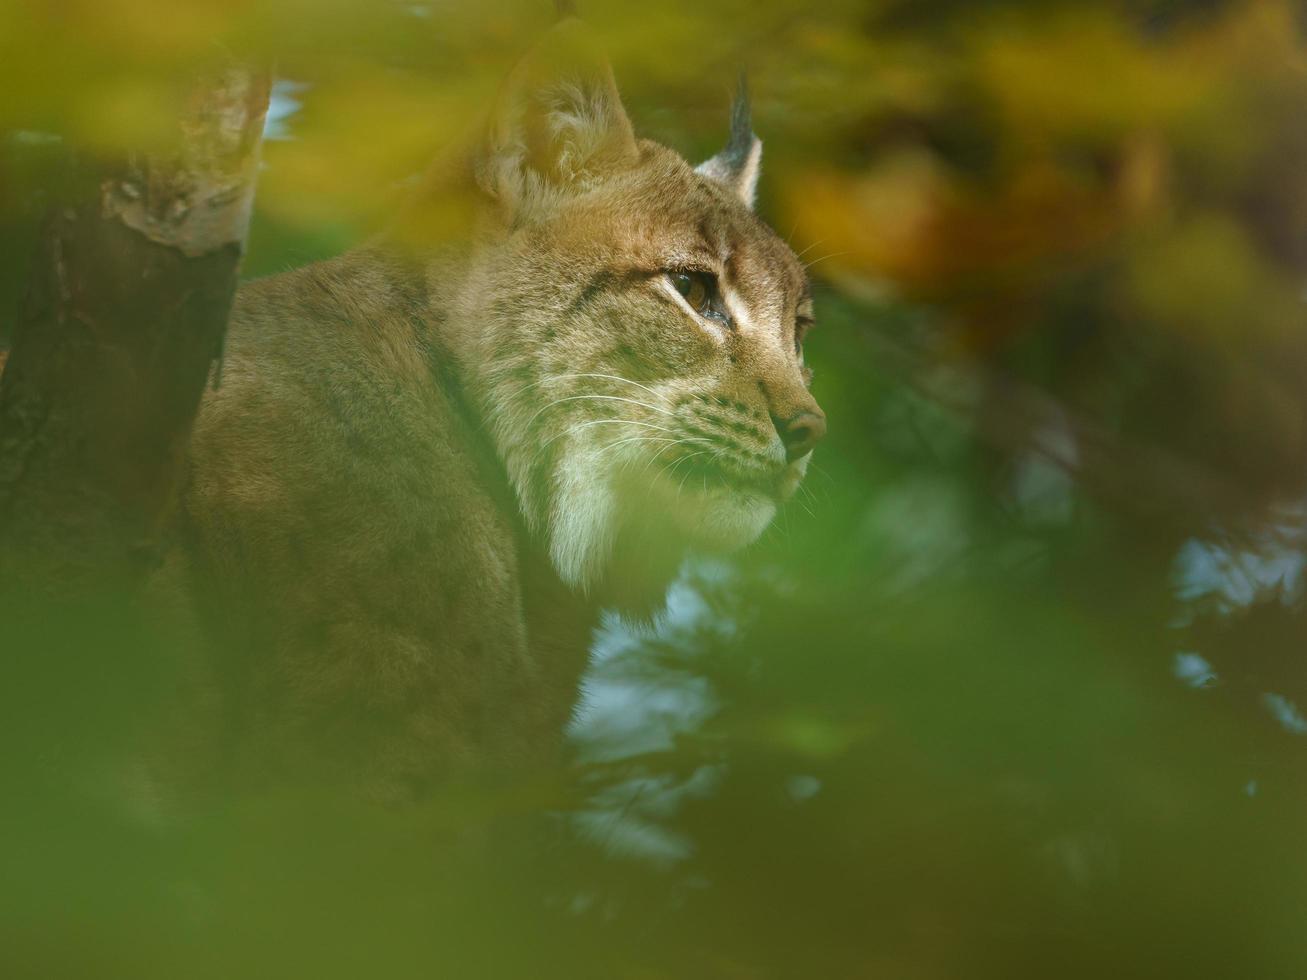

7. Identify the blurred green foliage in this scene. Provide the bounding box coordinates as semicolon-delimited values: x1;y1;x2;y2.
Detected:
4;0;1307;977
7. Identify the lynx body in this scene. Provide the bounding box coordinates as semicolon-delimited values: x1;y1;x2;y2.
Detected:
170;25;825;797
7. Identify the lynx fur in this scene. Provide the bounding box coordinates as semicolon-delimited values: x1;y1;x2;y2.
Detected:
163;23;825;798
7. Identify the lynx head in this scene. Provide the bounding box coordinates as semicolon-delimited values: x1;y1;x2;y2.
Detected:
449;22;825;598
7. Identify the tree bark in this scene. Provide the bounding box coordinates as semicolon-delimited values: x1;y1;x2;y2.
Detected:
0;67;268;794
0;66;269;592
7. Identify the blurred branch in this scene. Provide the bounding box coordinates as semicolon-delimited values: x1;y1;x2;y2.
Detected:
842;280;1263;535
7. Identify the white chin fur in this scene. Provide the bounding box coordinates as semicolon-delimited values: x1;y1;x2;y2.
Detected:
670;486;775;552
542;443;779;593
635;466;776;553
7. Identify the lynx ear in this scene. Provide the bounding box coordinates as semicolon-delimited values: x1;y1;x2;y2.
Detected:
696;77;762;209
480;20;638;211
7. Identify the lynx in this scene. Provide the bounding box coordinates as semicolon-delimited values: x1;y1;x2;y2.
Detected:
167;23;825;798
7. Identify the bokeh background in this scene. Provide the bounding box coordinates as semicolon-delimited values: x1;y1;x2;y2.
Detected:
4;0;1307;977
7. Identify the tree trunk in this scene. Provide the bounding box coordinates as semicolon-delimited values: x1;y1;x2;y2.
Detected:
0;66;269;591
0;66;268;790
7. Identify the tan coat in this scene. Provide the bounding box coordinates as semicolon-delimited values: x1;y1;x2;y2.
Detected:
162;25;824;800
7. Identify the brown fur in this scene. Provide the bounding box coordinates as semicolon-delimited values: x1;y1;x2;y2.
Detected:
162;25;824;799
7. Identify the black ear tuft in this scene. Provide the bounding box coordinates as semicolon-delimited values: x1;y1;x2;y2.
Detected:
696;74;763;209
726;73;755;170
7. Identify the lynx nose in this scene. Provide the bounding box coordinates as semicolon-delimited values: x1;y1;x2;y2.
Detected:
773;409;827;462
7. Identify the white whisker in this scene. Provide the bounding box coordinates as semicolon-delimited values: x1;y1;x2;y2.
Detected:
526;417;680;475
524;393;678;430
597;434;679;459
792;238;827;262
665;450;712;499
542;372;667;400
803;251;850;271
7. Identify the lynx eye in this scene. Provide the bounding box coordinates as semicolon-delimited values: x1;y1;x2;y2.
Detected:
670;271;707;308
668;270;730;326
795;315;815;354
